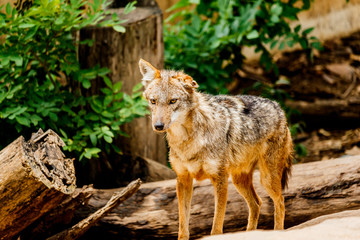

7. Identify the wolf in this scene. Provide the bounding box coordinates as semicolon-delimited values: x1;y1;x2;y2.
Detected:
139;59;293;240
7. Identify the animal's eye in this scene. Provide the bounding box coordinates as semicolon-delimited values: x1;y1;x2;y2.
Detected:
150;99;156;104
169;99;177;104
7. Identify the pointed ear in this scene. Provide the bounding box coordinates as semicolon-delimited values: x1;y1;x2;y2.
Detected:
139;58;160;88
177;72;199;93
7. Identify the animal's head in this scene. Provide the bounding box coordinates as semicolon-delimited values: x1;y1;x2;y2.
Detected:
139;59;199;132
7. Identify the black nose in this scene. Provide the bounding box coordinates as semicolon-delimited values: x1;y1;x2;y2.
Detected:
154;123;164;131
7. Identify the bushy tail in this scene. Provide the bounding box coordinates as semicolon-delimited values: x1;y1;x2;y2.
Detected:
281;130;294;190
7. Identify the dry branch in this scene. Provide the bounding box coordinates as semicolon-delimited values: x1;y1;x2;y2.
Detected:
0;129;76;240
74;155;360;240
48;179;141;240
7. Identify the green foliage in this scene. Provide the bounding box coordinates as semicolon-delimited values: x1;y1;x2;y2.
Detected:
164;0;321;93
0;0;148;160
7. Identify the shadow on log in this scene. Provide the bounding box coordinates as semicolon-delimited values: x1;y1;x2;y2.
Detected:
0;129;76;240
74;155;360;240
19;185;94;240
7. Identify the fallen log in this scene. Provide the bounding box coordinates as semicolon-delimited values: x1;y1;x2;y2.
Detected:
19;185;95;240
48;179;141;240
75;155;360;240
285;97;360;119
0;129;76;240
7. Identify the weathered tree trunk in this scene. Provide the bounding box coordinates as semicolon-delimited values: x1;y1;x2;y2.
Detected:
74;155;360;240
78;3;167;165
0;129;76;240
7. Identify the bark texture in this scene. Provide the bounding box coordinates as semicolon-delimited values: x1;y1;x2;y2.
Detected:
0;129;76;240
74;155;360;240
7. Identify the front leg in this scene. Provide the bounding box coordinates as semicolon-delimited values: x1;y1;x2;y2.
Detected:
210;172;229;235
176;173;193;240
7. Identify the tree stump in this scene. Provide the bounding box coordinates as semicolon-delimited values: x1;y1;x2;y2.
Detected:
78;2;166;165
0;129;76;240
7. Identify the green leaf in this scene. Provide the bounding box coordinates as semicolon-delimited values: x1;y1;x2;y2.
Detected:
101;88;113;95
311;41;322;50
124;1;136;14
103;76;113;89
101;111;114;118
302;27;314;35
270;4;283;16
15;116;31;127
24;27;38;40
299;38;308;49
6;3;11;15
103;95;113;106
112;144;122;154
90;133;97;146
132;83;143;93
246;30;259;39
30;114;42;126
270;40;278;50
270;15;280;23
10;56;23;66
113;25;126;33
104;135;113;143
18;23;36;28
82;79;91;89
189;0;200;4
167;0;191;12
49;112;58;122
279;41;285;50
113;81;122;93
114;92;123;100
123;94;133;104
119;108;132;118
60;129;68;139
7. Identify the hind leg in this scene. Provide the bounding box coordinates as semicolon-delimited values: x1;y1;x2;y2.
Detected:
231;172;262;230
259;166;285;230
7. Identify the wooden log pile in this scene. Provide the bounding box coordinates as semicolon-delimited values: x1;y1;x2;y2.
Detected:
0;129;142;240
0;129;76;239
73;155;360;240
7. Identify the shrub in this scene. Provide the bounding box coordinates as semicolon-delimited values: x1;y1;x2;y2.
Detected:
0;0;148;160
164;0;320;94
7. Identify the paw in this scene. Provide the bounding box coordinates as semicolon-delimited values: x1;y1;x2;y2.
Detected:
178;232;189;240
210;229;223;235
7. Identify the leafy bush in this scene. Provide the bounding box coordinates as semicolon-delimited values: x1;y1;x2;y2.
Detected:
0;0;148;160
164;0;320;94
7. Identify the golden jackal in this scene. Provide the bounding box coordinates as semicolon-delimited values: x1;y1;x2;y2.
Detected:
139;59;293;240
